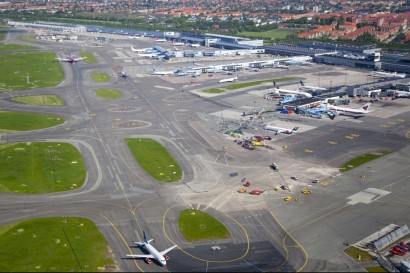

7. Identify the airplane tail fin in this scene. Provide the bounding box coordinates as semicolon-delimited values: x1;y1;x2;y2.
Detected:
300;80;305;86
273;81;276;87
143;231;148;243
293;127;299;131
361;103;371;111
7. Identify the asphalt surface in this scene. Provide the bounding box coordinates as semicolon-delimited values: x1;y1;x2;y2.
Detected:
0;29;409;272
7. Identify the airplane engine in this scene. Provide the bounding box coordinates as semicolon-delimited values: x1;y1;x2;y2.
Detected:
145;258;152;264
163;255;170;260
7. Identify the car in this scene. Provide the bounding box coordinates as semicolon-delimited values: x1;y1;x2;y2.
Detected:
244;181;251;187
284;196;292;201
302;189;312;194
250;189;263;195
291;176;298;180
238;188;247;193
270;163;278;170
312;179;319;183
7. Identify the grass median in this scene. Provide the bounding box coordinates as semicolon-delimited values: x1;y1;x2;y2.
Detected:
91;72;110;82
126;138;182;182
11;95;64;106
94;89;122;99
81;52;97;64
179;210;231;241
0;52;63;91
0;142;86;194
0;111;64;132
340;151;391;172
0;217;116;272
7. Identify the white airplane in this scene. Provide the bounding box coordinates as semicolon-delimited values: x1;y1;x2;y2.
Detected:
328;103;371;116
131;46;152;53
189;43;200;47
151;68;175;75
264;124;299;135
269;87;312;98
299;80;327;91
155;38;167;42
119;71;129;78
173;42;185;46
219;75;238;83
371;71;406;79
284;59;313;66
56;55;86;63
126;231;178;266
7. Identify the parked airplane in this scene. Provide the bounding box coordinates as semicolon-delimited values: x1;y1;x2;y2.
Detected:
219;75;238;83
371;71;406;79
155;38;167;42
264;124;299;135
56;55;86;63
151;68;176;75
173;42;185;46
119;71;129;78
131;46;152;53
299;80;327;91
328;103;371;116
284;59;313;66
126;231;178;266
269;87;312;98
174;69;187;76
189;43;200;47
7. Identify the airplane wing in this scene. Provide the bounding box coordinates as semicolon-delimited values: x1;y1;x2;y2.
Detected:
56;58;69;62
159;245;178;256
126;254;154;259
74;57;86;61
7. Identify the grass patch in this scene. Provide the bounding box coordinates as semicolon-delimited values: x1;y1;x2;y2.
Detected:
224;77;296;90
0;52;64;91
202;88;225;93
81;52;97;64
91;72;110;82
0;44;38;52
0;142;86;194
94;89;122;99
344;246;374;262
19;34;37;43
365;266;388;272
340;151;392;172
11;95;64;106
0;111;64;132
0;217;116;272
126;138;182;182
178;210;231;241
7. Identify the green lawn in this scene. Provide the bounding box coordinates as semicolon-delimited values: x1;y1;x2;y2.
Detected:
126;138;182;182
0;52;64;91
340;151;391;172
366;266;388;272
81;52;97;64
91;72;110;82
0;142;86;193
11;95;65;106
178;210;231;241
0;44;38;52
94;89;122;99
344;246;374;262
19;35;37;43
0;111;64;132
0;217;116;272
202;88;225;93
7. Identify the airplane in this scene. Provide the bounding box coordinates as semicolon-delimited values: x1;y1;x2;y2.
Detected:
299;80;327;91
371;71;406;79
189;43;200;47
119;71;129;78
126;231;178;266
219;75;238;83
269;87;312;98
151;68;176;75
131;46;152;53
155;38;167;42
272;64;289;69
56;54;86;63
264;124;299;135
284;59;313;66
327;103;371;116
174;69;187;76
139;53;160;58
173;42;185;46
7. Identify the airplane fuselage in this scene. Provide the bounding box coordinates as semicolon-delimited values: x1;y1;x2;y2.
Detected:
143;242;167;266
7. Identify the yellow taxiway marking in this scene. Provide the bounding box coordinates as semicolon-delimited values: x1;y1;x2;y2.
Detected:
328;141;337;145
90;113;96;116
388;122;396;125
304;149;314;153
379;124;388;128
406;131;410;139
350;134;360;137
397;119;405;122
320;180;335;186
345;135;354;139
115;118;121;121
